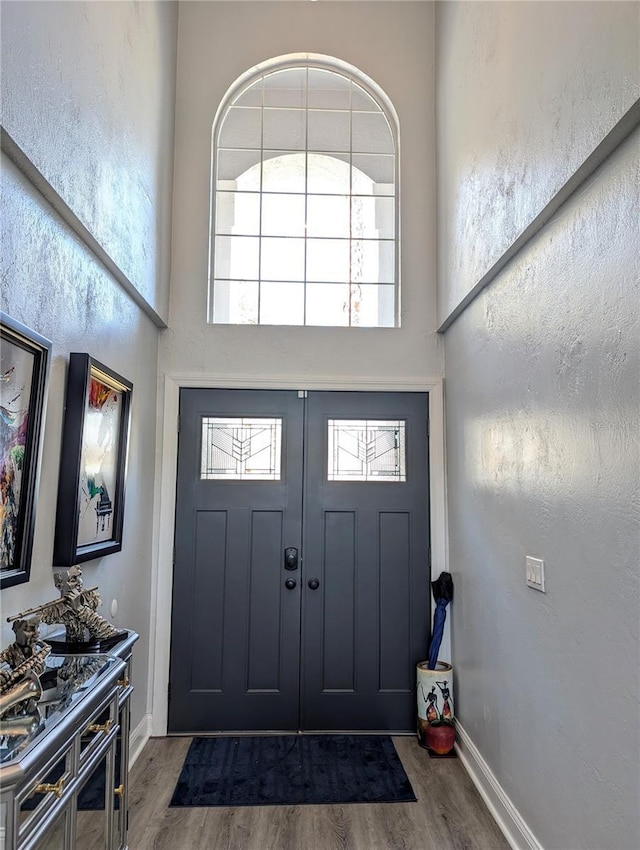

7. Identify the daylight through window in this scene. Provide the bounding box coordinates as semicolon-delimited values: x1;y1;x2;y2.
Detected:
210;61;398;327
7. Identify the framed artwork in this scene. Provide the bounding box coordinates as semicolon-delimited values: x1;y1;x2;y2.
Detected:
53;354;133;566
0;313;52;588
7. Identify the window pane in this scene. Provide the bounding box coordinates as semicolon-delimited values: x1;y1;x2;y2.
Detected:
327;420;406;482
350;84;382;113
347;283;393;326
352;154;395;191
261;237;305;281
201;417;282;480
307;153;350;194
307;195;350;238
262;152;306;193
352;112;393;154
260;281;304;325
308;69;351;110
215;192;260;236
214;235;260;280
306;283;350;326
262;194;306;237
351;240;394;283
351;196;395;239
263;108;306;150
217;150;262;185
236;163;262;192
356;284;395;327
219;107;262;149
307;238;350;282
213;280;259;324
308;110;350;152
233;80;263;107
350;196;375;239
264;68;306;108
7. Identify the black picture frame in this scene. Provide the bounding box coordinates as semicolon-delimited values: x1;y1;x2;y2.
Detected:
53;354;133;566
0;313;52;588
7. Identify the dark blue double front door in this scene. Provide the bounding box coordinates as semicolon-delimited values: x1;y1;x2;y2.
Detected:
169;389;430;733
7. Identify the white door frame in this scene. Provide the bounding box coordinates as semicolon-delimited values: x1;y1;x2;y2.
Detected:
148;374;449;736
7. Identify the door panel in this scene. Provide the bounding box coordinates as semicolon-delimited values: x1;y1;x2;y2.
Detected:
169;389;430;733
168;389;303;732
321;510;357;691
301;392;430;731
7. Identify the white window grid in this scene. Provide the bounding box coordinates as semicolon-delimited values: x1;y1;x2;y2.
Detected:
209;59;399;328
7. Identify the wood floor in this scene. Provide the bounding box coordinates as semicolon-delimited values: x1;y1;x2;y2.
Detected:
125;735;509;850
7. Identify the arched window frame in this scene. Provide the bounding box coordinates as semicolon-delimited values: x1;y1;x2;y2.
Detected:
208;53;401;327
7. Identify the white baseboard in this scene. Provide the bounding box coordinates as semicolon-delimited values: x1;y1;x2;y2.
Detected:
455;721;543;850
129;712;152;768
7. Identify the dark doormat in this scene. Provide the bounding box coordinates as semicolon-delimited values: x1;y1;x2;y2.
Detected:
169;735;417;807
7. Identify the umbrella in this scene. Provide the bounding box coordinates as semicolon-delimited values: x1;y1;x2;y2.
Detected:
427;571;454;669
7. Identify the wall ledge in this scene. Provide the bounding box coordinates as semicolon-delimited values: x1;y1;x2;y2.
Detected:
438;98;640;333
0;125;168;330
455;720;544;850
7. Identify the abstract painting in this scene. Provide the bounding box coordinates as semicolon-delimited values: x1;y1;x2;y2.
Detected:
54;354;132;565
0;313;52;588
76;376;121;547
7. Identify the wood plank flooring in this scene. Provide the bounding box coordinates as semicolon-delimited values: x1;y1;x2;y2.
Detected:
124;736;509;850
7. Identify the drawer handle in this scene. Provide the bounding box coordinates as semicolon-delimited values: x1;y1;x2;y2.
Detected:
34;777;65;799
114;784;125;798
117;676;130;688
87;719;113;734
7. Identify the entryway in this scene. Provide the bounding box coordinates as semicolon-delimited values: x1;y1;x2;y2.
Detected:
126;736;511;850
168;389;430;733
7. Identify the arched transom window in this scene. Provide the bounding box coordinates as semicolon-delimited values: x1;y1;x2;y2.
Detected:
209;58;399;327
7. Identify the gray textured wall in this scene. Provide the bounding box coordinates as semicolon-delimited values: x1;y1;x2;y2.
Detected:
442;89;640;850
0;1;178;731
438;4;639;845
445;132;640;850
1;0;176;321
436;0;640;325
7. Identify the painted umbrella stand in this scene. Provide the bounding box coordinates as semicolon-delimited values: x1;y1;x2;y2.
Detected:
416;660;455;754
416;571;455;755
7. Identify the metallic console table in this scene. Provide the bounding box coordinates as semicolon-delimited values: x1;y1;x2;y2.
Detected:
0;631;138;850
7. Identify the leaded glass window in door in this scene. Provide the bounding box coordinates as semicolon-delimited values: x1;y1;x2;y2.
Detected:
327;419;406;482
201;417;282;480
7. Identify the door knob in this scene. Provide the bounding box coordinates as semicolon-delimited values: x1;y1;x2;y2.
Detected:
284;547;299;571
308;578;320;590
285;578;297;590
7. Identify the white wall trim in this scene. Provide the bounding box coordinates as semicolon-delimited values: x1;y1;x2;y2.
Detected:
455;720;544;850
149;373;448;736
167;374;439;392
129;712;152;769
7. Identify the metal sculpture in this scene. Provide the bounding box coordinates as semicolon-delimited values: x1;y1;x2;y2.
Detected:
0;618;50;719
7;566;120;647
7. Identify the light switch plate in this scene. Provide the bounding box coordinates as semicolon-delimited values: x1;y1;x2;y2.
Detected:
526;556;545;592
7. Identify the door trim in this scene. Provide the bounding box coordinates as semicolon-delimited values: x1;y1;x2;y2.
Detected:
149;374;449;736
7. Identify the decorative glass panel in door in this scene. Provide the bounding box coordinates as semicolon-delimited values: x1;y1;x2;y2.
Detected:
327;419;406;481
200;417;282;480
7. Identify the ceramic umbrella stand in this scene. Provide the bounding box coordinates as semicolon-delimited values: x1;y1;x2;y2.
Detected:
416;660;455;754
